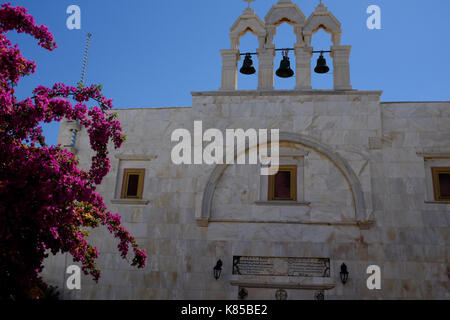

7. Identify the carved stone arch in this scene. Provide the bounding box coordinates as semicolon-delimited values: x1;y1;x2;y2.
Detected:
303;4;342;46
221;7;267;90
230;11;266;50
264;1;306;46
265;7;305;26
196;132;370;228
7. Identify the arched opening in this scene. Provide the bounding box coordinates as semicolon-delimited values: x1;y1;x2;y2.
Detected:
237;30;259;90
311;28;333;90
273;22;296;90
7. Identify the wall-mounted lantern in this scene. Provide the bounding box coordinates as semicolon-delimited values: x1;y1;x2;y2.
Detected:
340;263;349;285
213;259;223;280
238;288;248;300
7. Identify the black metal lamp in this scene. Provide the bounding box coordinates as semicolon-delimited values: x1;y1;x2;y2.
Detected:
213;259;223;280
340;263;349;284
238;288;248;300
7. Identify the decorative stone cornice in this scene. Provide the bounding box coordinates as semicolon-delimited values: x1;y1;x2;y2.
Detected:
253;201;311;206
416;152;450;160
192;90;383;97
230;281;336;291
110;199;150;205
208;217;365;228
114;154;157;161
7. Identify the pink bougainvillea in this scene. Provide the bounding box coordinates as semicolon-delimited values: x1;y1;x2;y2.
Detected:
0;3;146;299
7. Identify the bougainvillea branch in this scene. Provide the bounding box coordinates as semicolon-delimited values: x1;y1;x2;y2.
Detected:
0;3;146;299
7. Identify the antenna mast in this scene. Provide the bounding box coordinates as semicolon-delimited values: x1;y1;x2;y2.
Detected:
69;33;92;150
78;33;93;88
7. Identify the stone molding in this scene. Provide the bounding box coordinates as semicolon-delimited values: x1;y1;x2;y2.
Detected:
207;218;360;227
196;132;371;229
424;201;450;204
230;281;336;290
114;154;157;161
254;201;310;206
416;152;450;160
231;281;336;291
303;3;341;46
230;274;336;290
192;90;382;97
110;199;150;205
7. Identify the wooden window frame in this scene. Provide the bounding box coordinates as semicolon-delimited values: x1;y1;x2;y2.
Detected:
120;168;145;199
268;165;297;201
431;167;450;201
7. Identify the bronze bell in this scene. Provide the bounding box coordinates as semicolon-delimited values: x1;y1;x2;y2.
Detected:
240;53;256;75
276;55;294;78
314;53;330;74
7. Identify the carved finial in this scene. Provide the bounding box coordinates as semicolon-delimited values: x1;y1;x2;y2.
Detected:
316;0;328;11
244;0;255;9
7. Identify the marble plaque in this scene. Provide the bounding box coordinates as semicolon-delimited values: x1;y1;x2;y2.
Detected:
232;256;330;277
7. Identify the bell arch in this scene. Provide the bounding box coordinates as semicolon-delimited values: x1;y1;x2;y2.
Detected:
229;13;266;50
229;6;266;90
220;4;266;91
258;1;307;90
302;3;352;90
264;0;306;47
303;3;342;47
196;132;370;228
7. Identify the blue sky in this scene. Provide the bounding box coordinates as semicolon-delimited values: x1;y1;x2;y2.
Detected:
5;0;450;146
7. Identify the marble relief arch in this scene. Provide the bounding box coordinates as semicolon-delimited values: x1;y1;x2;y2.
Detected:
196;132;370;229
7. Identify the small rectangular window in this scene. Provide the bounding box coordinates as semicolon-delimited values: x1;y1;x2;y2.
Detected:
268;165;297;201
431;167;450;201
121;169;145;199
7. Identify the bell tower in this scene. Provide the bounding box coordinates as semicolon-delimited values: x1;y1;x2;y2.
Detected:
219;0;352;91
220;0;266;90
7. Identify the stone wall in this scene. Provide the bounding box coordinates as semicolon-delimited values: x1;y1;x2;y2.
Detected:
42;93;449;300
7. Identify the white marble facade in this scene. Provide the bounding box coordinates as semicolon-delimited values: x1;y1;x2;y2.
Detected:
42;1;449;300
